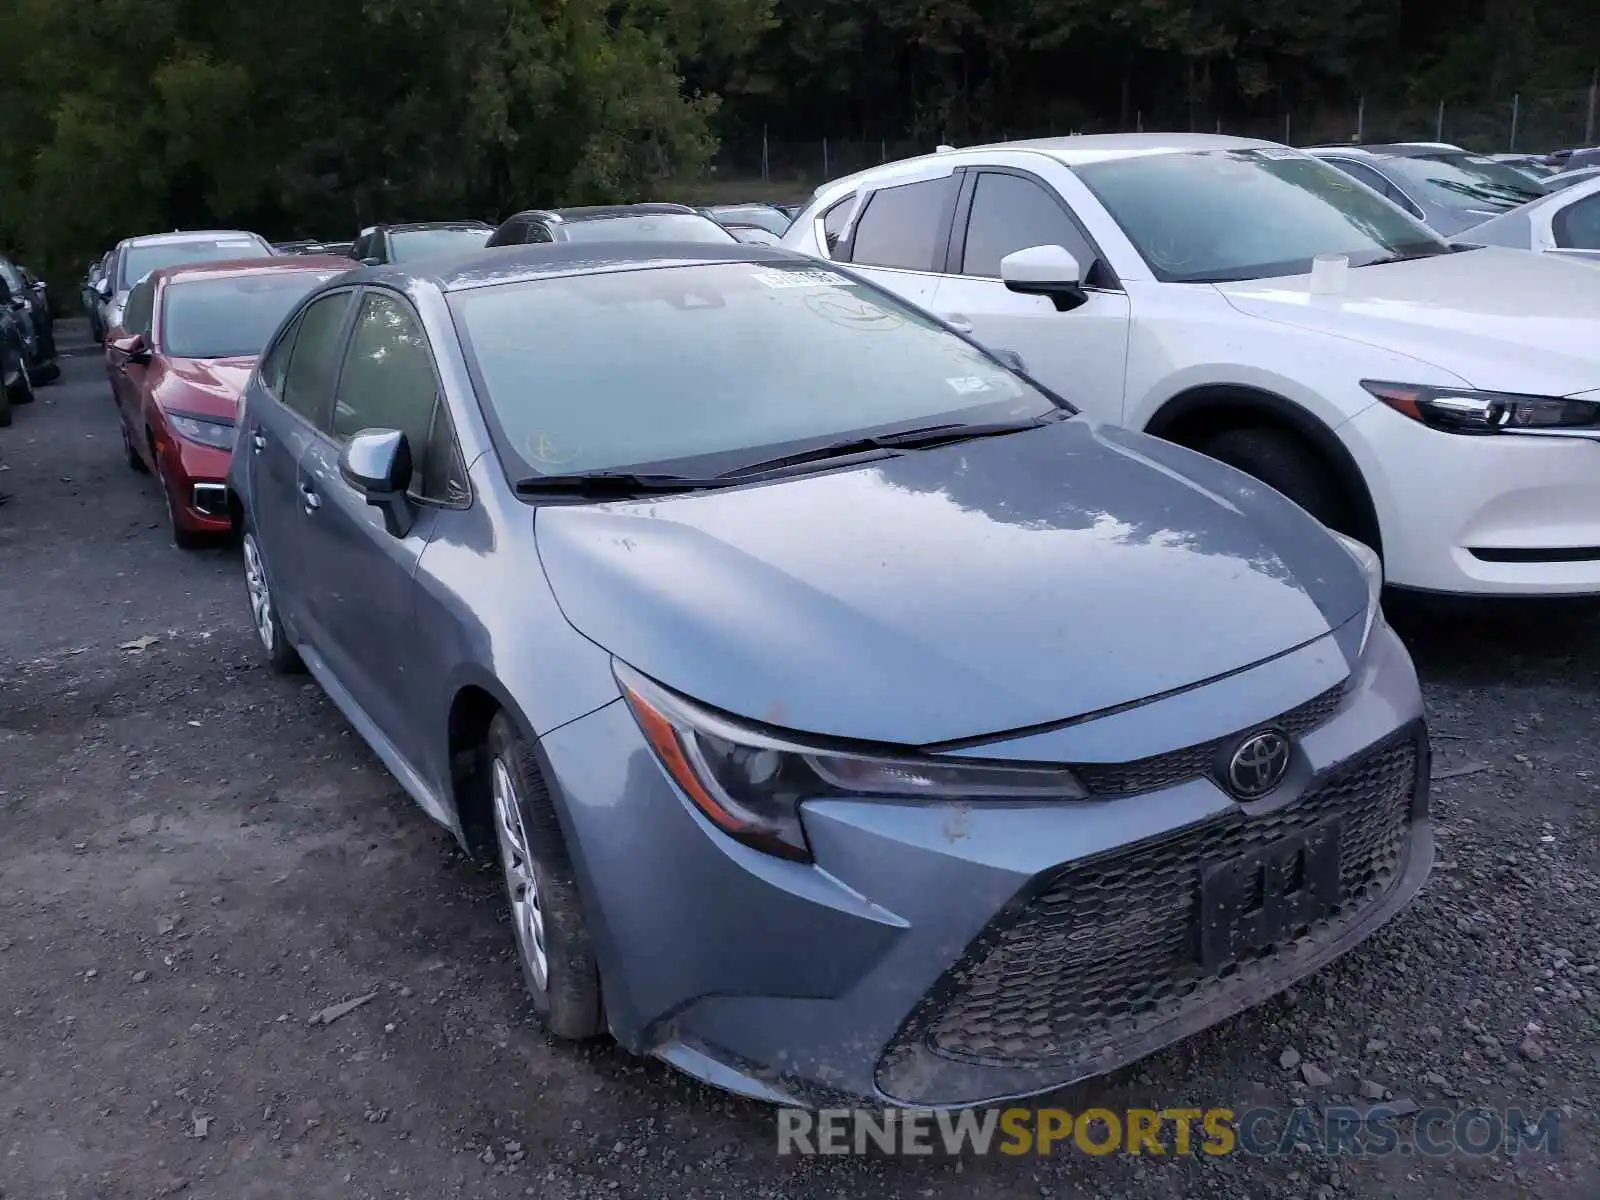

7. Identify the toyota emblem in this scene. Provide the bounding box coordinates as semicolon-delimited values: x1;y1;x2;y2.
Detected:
1225;729;1291;799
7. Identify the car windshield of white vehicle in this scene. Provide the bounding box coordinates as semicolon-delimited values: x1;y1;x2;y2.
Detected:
1075;149;1452;282
557;215;738;244
1386;154;1547;210
161;272;341;359
120;239;269;289
389;227;492;261
452;261;1056;480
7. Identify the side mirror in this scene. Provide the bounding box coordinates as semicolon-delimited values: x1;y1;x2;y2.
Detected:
359;256;381;267
339;428;415;537
1000;245;1087;311
95;277;113;299
992;348;1028;373
30;280;47;294
112;333;152;365
6;295;24;312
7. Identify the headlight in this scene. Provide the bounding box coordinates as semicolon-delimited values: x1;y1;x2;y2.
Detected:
615;662;1089;862
1363;381;1600;435
1331;531;1383;657
167;412;236;450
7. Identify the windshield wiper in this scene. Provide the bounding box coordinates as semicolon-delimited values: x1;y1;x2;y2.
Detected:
718;414;1065;480
514;471;731;496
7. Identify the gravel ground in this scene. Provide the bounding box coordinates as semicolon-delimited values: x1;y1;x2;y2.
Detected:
1;328;1596;1200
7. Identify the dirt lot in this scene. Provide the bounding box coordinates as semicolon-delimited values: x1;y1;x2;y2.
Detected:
2;328;1596;1200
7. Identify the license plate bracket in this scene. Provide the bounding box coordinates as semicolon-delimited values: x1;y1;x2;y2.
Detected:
1198;819;1343;969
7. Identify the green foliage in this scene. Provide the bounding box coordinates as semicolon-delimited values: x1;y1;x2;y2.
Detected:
0;0;765;294
0;0;1594;298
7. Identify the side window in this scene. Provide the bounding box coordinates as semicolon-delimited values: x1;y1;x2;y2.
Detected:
960;172;1098;280
846;176;956;271
821;197;855;255
419;403;471;503
526;222;553;244
1553;194;1600;249
258;309;304;395
280;291;354;424
331;293;455;499
122;279;155;337
495;221;525;246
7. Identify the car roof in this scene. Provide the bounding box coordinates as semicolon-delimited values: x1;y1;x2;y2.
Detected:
812;132;1289;195
116;230;267;250
151;255;354;286
341;241;813;294
502;203;699;225
382;220;493;232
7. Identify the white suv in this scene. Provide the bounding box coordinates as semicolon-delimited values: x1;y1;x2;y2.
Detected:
781;133;1600;598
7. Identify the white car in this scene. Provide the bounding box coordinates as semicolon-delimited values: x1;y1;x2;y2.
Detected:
781;133;1600;598
1460;173;1600;263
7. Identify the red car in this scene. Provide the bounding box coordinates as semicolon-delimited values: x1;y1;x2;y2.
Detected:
106;256;351;546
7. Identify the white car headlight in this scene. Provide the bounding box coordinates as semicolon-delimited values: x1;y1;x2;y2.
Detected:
1364;381;1600;435
1332;531;1383;656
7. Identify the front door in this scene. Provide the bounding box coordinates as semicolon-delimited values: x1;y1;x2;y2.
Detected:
293;288;446;754
929;170;1132;421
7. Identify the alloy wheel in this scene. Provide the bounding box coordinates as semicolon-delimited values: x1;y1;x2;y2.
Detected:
492;757;549;991
242;533;276;653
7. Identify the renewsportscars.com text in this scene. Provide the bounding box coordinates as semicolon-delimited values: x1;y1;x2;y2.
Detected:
776;1105;1562;1158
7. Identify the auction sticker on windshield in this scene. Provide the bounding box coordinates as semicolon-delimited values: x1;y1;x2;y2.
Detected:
750;267;856;289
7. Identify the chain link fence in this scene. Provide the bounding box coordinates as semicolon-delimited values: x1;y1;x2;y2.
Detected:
698;88;1599;196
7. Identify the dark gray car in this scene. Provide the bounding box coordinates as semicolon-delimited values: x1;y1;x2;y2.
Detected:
1306;145;1547;235
228;242;1431;1108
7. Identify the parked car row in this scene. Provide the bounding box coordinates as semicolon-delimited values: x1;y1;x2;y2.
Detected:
71;131;1597;1112
0;251;59;427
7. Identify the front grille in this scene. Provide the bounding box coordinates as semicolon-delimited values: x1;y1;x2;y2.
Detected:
1074;680;1347;796
902;735;1418;1072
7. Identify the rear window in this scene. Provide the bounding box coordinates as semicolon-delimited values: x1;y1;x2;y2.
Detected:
120;238;270;289
558;214;737;245
389;227;492;261
160;271;342;359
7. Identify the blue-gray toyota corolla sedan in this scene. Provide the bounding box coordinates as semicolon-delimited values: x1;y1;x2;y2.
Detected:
228;243;1432;1109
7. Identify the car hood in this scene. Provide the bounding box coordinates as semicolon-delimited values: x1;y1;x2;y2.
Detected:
533;420;1368;746
157;356;254;421
1215;247;1600;395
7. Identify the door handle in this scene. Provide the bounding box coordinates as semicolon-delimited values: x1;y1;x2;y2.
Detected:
299;485;321;514
251;430;267;453
943;313;974;334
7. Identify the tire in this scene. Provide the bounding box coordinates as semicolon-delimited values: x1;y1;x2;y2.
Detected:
241;528;304;674
27;358;60;388
122;421;149;473
3;348;34;413
161;474;209;550
487;712;604;1040
1196;425;1351;533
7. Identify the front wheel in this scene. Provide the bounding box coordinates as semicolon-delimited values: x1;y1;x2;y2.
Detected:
1195;426;1352;535
241;529;303;674
487;713;604;1039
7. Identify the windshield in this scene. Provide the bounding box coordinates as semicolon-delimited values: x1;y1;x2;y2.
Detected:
389;227;492;261
1075;149;1448;282
559;214;737;245
451;260;1053;477
120;238;269;290
160;271;341;358
706;206;793;237
1385;154;1546;211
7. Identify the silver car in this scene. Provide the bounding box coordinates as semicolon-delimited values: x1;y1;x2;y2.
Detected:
228;241;1432;1108
1304;144;1547;235
95;230;275;334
